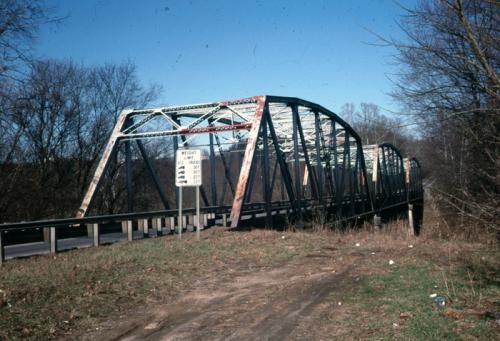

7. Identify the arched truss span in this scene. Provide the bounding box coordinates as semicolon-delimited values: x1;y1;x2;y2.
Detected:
363;143;406;210
76;95;423;228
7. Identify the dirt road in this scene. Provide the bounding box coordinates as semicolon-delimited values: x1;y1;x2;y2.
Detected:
94;247;358;341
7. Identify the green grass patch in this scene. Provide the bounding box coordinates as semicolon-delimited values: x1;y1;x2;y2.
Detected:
341;250;499;340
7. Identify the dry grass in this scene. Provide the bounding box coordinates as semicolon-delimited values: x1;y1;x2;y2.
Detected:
421;194;499;243
0;213;498;340
0;228;328;340
311;219;499;340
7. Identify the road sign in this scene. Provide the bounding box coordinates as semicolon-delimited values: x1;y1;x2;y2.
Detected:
175;149;202;187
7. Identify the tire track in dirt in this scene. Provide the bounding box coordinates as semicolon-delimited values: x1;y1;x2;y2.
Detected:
94;252;360;341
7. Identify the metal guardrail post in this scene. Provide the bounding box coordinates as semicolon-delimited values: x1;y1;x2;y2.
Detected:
143;219;149;236
126;220;133;241
92;224;100;247
43;227;50;242
152;217;162;236
373;215;381;230
408;204;415;237
138;219;149;237
50;227;57;254
121;221;127;234
169;217;175;232
138;219;144;236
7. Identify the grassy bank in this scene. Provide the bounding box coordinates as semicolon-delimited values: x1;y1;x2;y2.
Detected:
0;229;323;340
0;224;498;340
328;232;499;340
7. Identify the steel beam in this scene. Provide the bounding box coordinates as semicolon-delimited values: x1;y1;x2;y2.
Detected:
262;119;272;227
314;112;324;207
209;123;217;206
77;109;132;217
292;105;303;223
230;97;265;227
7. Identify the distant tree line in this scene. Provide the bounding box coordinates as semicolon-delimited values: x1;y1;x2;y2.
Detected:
340;102;418;155
0;1;162;221
386;0;499;234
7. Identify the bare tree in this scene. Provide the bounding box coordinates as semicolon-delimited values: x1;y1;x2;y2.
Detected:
341;102;410;148
0;0;59;80
387;0;499;232
85;61;162;215
0;59;162;221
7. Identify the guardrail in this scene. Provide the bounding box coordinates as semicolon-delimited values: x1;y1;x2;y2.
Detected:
0;201;295;265
0;195;423;265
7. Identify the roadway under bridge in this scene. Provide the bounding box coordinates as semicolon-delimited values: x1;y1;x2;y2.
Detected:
0;96;424;264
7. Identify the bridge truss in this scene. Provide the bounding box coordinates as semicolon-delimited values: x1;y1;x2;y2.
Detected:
78;95;423;228
0;96;424;264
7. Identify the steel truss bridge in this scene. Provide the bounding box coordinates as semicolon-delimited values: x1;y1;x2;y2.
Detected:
0;96;423;264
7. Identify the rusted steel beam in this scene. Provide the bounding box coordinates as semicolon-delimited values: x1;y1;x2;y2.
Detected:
121;122;252;140
229;97;266;228
77;109;131;217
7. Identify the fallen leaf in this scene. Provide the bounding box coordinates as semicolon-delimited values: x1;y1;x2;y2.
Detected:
399;312;412;319
443;308;463;319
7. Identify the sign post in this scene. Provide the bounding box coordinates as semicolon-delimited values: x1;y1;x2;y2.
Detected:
175;149;202;240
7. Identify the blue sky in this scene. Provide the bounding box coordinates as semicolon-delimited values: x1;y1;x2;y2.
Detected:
38;0;414;114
